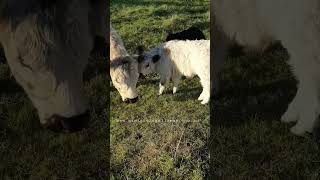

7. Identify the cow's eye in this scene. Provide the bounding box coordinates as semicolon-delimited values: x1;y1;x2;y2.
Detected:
146;64;149;68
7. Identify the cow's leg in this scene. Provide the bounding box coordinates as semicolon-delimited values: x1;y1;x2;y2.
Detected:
281;86;301;123
281;35;320;135
198;75;207;101
159;76;169;95
198;91;205;101
172;74;181;94
289;78;319;135
199;74;210;104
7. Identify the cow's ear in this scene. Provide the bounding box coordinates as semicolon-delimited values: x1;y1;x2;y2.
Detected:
152;55;161;63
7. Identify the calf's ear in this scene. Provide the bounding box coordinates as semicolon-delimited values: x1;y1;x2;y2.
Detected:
152;55;161;63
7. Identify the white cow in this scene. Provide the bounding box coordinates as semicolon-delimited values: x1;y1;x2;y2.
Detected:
110;25;139;103
213;0;320;135
139;40;210;104
0;0;107;132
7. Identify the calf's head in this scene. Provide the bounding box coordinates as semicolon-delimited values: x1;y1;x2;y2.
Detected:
137;46;161;76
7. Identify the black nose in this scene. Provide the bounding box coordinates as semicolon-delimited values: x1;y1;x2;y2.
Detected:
124;97;139;104
43;111;90;133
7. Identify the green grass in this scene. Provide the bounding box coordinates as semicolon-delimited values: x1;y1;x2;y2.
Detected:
210;43;320;179
0;61;109;179
110;0;210;179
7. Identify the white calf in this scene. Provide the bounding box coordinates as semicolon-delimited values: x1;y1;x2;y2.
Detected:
139;40;210;104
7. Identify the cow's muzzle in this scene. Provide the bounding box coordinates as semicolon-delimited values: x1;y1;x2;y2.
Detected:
124;97;139;104
43;111;90;133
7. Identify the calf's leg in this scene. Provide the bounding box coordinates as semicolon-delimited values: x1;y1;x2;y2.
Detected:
159;76;170;95
172;74;181;94
199;74;210;104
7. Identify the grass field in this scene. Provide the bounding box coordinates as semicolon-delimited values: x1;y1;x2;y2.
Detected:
210;43;320;179
110;0;210;179
0;57;109;178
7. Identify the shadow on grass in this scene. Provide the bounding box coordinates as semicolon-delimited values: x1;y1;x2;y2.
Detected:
0;65;23;94
211;78;297;127
0;79;23;94
173;87;203;102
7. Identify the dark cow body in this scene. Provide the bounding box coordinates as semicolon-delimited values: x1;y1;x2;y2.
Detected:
166;27;206;41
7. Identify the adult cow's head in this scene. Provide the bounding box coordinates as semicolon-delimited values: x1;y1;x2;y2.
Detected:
0;0;107;132
110;56;139;104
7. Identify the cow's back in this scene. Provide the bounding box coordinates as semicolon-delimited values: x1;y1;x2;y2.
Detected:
110;25;129;61
164;40;209;78
213;0;272;48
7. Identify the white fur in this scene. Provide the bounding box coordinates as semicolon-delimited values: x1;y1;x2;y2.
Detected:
140;40;210;104
110;25;130;60
213;0;320;135
0;0;106;124
110;25;139;101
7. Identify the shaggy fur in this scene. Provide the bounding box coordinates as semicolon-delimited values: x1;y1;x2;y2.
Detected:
166;27;206;41
110;25;139;102
139;40;210;104
213;0;320;135
0;0;107;129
